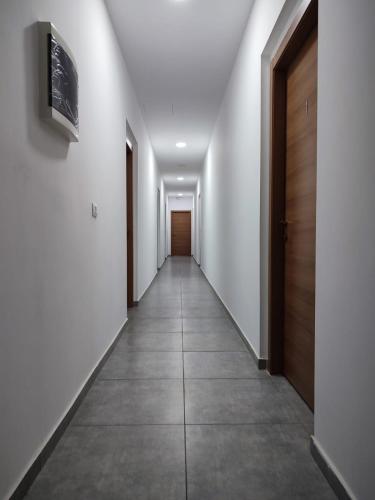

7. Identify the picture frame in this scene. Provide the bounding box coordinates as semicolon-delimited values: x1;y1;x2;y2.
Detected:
39;22;79;142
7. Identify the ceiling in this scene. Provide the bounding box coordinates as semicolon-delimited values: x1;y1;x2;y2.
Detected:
105;0;254;190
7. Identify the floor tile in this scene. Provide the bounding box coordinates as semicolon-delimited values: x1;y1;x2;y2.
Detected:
186;424;336;500
184;352;267;379
182;305;227;318
99;351;183;379
183;332;247;352
182;297;220;307
126;318;182;333
130;306;182;318
182;289;216;298
73;380;184;425
136;298;182;308
183;317;236;334
117;333;182;352
146;287;181;296
27;425;186;500
185;379;300;424
272;376;314;434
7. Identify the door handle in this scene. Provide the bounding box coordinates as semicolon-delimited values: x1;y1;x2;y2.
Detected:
280;220;291;242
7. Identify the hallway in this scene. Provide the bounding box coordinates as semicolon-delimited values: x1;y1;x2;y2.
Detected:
26;258;334;499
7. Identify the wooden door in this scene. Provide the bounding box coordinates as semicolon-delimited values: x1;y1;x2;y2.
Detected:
126;144;134;308
171;211;191;256
283;28;317;409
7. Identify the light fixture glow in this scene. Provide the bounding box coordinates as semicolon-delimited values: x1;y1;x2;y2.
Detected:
177;177;184;181
176;142;187;149
178;193;183;197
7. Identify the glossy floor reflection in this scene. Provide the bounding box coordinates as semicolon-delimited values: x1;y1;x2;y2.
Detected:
26;257;335;500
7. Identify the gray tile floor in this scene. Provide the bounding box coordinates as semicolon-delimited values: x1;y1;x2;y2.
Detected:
26;257;335;499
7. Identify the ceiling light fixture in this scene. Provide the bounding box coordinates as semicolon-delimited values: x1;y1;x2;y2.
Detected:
178;193;183;197
176;142;187;148
177;177;184;181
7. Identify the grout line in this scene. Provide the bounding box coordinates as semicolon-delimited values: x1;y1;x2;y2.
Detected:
182;350;252;353
108;350;183;353
128;316;229;320
95;377;273;382
124;331;183;334
181;422;307;427
70;422;307;428
122;332;183;335
71;423;185;428
104;350;249;353
183;376;271;380
181;274;189;500
97;377;184;381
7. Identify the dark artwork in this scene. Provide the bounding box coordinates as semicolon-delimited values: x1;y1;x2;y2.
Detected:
48;34;78;129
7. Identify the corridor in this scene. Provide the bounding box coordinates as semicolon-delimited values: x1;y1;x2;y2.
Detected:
26;258;334;500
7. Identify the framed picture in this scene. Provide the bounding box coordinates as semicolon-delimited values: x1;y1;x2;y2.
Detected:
39;22;79;142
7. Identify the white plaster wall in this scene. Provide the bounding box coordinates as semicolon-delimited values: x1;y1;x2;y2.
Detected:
157;179;167;269
314;1;375;498
166;196;194;256
195;178;202;265
136;143;159;299
200;0;286;358
0;1;159;498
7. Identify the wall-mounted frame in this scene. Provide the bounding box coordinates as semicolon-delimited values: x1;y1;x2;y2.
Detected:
39;22;79;142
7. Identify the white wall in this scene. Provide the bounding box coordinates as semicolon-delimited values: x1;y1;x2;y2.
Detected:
166;196;194;256
195;179;202;265
157;179;167;269
135;143;159;300
0;1;159;498
200;0;286;358
314;1;375;498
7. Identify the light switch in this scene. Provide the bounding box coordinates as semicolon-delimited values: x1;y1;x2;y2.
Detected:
92;203;98;219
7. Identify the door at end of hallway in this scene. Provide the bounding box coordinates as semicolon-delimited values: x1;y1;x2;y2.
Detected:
171;210;191;256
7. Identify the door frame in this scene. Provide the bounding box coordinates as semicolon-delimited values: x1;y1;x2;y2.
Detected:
126;142;134;308
165;202;168;260
198;193;202;266
268;0;318;373
157;188;161;269
171;210;192;257
125;122;138;308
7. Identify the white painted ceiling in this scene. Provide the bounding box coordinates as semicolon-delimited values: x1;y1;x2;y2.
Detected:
105;0;254;190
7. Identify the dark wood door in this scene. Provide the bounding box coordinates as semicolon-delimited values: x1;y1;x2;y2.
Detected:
283;28;317;410
126;144;134;308
171;211;191;256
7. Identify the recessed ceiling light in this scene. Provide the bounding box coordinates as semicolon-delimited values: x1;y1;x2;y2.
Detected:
177;177;184;181
176;142;187;148
178;193;183;197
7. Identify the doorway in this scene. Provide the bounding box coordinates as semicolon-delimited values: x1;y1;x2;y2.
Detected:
171;211;191;256
269;0;318;410
126;142;134;308
157;189;161;269
198;193;202;265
